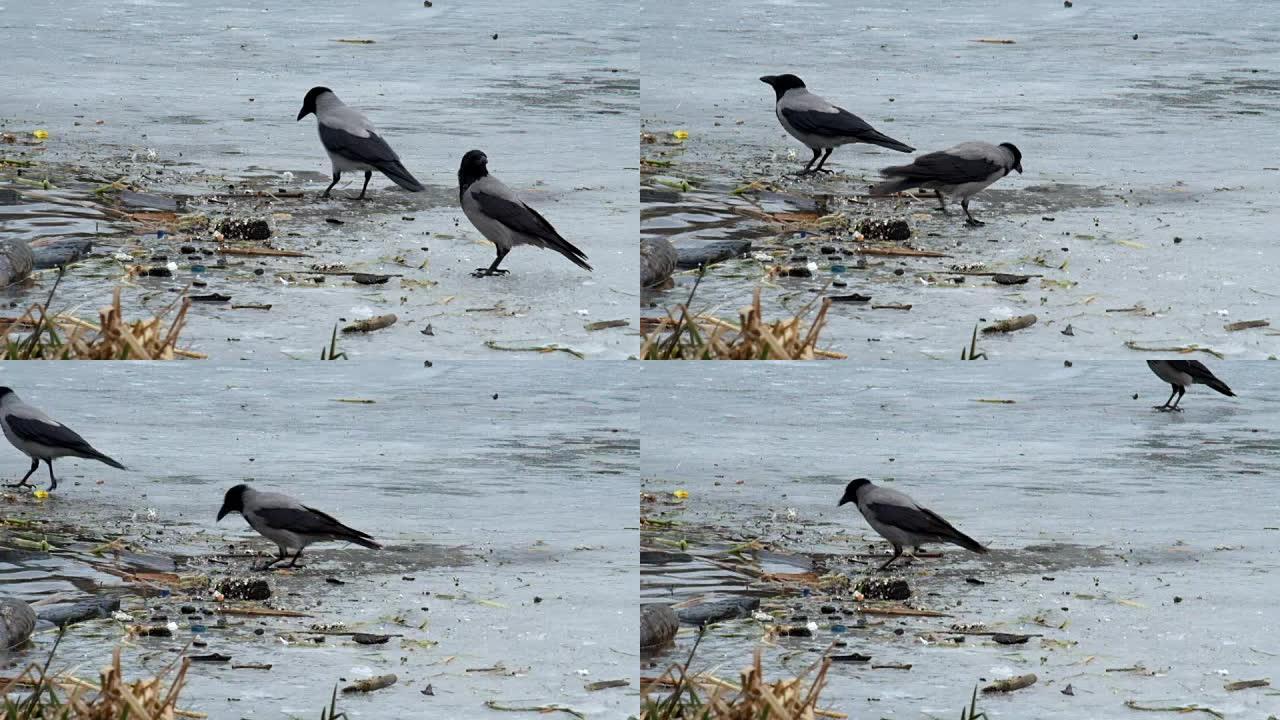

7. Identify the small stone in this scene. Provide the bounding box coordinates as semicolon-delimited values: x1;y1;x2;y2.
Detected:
787;266;813;278
1174;596;1183;603
820;245;836;255
820;605;837;614
146;266;173;277
180;245;197;254
180;605;197;614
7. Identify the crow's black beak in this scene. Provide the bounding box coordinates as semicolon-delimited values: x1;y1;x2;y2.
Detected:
759;75;777;86
216;505;231;522
1014;163;1023;174
296;107;311;121
838;494;853;506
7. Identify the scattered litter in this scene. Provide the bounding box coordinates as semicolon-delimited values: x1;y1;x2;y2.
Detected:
585;679;629;691
1224;679;1269;691
342;674;397;693
1224;319;1268;332
342;314;397;333
484;340;585;359
982;314;1037;333
1124;700;1224;718
983;673;1037;693
585;319;629;331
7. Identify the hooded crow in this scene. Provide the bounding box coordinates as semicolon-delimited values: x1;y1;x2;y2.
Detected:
870;141;1023;226
458;149;592;277
838;478;987;571
1147;360;1235;411
0;387;125;492
217;484;382;570
296;87;424;200
759;74;914;175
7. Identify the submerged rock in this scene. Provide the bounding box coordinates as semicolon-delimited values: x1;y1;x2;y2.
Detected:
640;603;679;652
676;596;760;625
641;237;678;289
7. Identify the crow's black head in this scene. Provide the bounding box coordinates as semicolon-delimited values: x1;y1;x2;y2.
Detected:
297;86;333;121
0;387;13;398
217;483;250;521
1000;142;1023;173
839;478;872;506
759;73;807;100
458;149;489;191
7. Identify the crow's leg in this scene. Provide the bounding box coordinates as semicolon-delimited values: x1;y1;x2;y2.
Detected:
473;247;511;277
6;458;40;488
811;148;835;174
356;171;372;200
877;545;903;572
962;198;984;226
322;172;341;199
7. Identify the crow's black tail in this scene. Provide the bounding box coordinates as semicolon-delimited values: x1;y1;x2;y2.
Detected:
377;160;425;192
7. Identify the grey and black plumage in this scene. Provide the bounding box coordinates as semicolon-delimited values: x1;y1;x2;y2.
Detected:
216;484;382;570
0;387;125;492
1147;360;1235;411
838;478;987;571
870;141;1023;226
458;150;592;277
759;74;913;175
296;87;424;200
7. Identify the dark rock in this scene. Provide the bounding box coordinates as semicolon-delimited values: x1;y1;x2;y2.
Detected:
856;217;911;242
785;625;813;637
146;266;172;277
641;237;678;288
787;265;813;278
831;653;871;662
191;653;232;662
217;217;272;241
829;293;871;302
855;577;911;601
144;625;173;637
641;604;679;652
991;273;1029;285
819;245;836;254
351;273;390;285
180;245;197;254
180;605;197;614
352;633;390;645
991;633;1030;645
216;577;271;601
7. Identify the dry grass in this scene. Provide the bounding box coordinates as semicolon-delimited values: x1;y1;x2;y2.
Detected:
0;272;201;359
641;632;844;720
0;634;199;719
642;277;844;360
